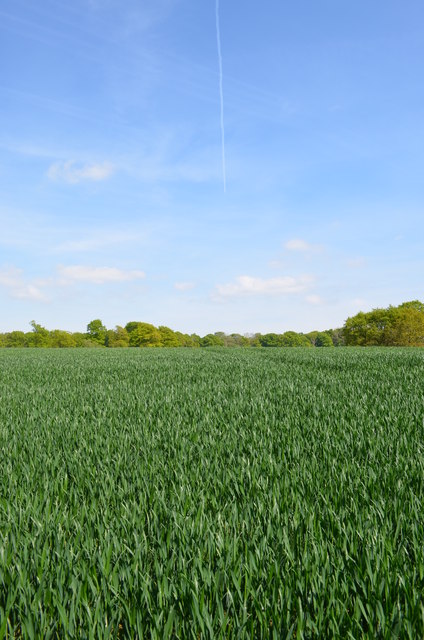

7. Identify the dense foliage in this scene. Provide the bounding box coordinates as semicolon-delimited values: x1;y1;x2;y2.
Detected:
0;320;342;349
1;348;423;638
344;300;424;346
1;300;423;349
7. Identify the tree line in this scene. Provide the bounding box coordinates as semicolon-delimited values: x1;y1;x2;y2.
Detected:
0;300;423;348
0;319;341;349
343;300;424;346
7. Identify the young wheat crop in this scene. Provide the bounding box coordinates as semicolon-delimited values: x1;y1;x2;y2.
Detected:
0;347;423;638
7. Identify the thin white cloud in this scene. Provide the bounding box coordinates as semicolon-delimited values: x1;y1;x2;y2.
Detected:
0;266;22;288
12;284;47;301
346;256;367;269
52;231;139;254
214;274;313;299
0;263;146;302
174;281;195;291
57;265;145;285
47;161;114;184
268;259;287;269
284;238;323;253
0;266;48;301
305;294;323;305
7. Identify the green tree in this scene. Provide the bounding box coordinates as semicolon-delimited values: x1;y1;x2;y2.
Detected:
343;301;424;346
86;319;107;346
173;331;200;347
27;321;50;347
105;326;130;348
326;328;345;347
385;307;424;346
158;326;180;347
281;331;312;347
306;331;319;346
343;309;391;346
124;321;140;335
200;333;225;347
126;322;162;347
258;332;311;347
4;331;27;347
249;334;262;347
259;333;284;347
343;312;368;346
226;333;250;347
49;330;77;348
398;300;424;313
71;332;90;347
315;332;334;347
189;334;202;347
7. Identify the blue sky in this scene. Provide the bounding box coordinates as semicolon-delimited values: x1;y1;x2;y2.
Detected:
1;0;423;334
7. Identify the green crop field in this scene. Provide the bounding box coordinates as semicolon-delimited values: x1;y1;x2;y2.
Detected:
0;348;423;638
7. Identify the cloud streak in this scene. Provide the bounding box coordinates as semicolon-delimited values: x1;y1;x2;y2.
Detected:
47;161;114;184
284;239;323;253
346;256;367;269
52;231;140;254
215;0;226;192
57;265;145;285
174;281;196;291
305;294;323;305
214;274;313;299
0;263;147;304
0;266;47;301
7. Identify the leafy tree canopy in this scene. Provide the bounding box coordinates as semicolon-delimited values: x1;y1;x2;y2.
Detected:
343;301;424;346
1;304;422;349
86;319;107;345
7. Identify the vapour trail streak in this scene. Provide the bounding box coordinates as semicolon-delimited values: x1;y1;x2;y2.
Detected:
215;0;226;192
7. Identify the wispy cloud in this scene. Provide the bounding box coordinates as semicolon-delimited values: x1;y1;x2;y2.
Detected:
52;231;139;254
0;266;48;301
0;263;147;303
284;238;323;253
47;161;115;184
4;131;220;186
213;274;313;299
346;256;367;269
174;281;195;291
305;294;323;305
12;284;47;301
57;265;145;285
0;267;21;288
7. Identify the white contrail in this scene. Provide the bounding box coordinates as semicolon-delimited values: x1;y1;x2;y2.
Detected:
215;0;226;192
